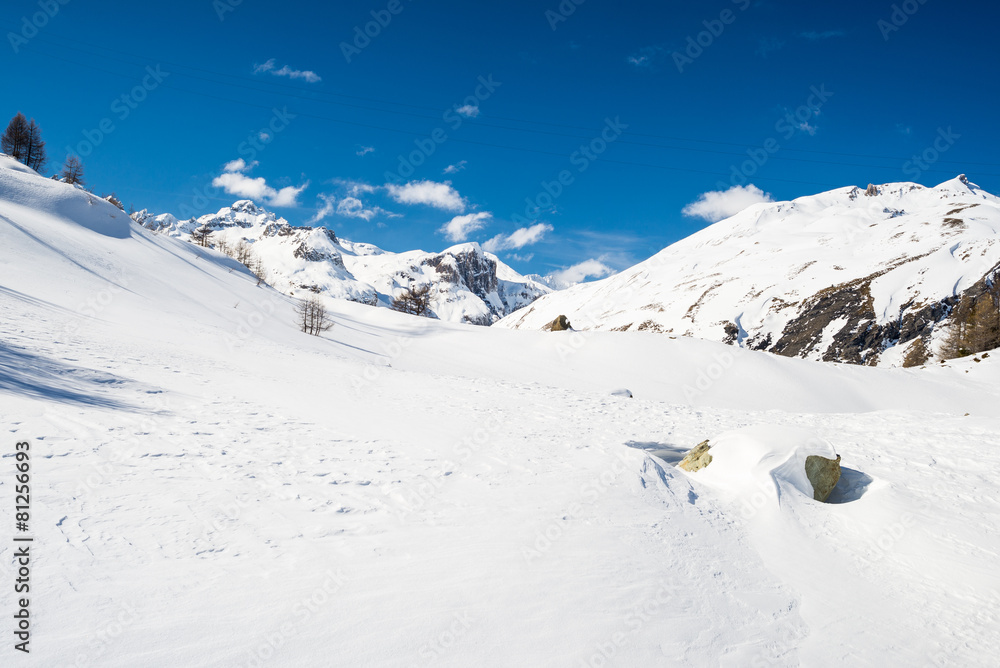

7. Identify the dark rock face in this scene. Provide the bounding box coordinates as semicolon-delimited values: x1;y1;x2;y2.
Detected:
765;259;1000;365
723;322;739;345
424;249;498;296
422;248;545;324
543;315;572;331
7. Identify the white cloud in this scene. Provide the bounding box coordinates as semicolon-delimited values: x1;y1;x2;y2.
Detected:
455;105;480;118
308;194;338;224
212;168;309;208
333;178;377;197
337;197;382;221
223;158;258;173
253;58;321;83
268;184;310;207
356;145;375;157
682;185;774;223
627;45;663;68
483;223;553;252
443;161;468;175
440;212;492;243
546;258;614;289
385;180;466;212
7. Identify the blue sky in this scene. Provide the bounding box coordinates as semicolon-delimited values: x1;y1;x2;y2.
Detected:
4;0;999;282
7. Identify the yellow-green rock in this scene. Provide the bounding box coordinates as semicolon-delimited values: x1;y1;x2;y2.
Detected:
805;454;842;502
678;440;713;472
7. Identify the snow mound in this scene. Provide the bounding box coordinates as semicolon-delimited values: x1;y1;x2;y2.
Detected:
0;152;131;239
682;426;839;502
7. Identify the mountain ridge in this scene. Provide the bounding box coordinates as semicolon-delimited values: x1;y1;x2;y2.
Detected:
132;200;551;325
498;175;1000;366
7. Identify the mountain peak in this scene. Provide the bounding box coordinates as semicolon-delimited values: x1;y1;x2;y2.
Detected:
500;176;1000;367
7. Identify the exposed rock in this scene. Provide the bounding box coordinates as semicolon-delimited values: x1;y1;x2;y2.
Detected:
678;441;713;472
805;454;842;502
723;321;739;345
865;184;880;197
679;439;842;502
543;315;572;331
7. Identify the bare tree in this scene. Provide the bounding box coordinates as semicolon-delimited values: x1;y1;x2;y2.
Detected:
1;113;30;163
390;283;433;316
247;255;267;284
940;294;1000;359
902;337;930;368
60;156;85;185
23;118;46;173
104;193;125;211
190;219;213;247
966;296;1000;354
236;240;254;265
296;295;334;335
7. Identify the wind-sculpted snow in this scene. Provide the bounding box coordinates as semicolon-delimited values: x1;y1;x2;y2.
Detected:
499;175;1000;366
132;200;551;324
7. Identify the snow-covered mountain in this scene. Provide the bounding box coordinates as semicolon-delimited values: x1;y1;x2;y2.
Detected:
132;201;551;325
499;176;1000;366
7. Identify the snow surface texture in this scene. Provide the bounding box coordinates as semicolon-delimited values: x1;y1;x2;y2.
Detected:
2;157;1000;666
499;176;1000;366
132;201;550;325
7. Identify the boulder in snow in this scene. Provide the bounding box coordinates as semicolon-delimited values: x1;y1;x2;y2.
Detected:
677;427;842;503
805;454;842;502
678;440;713;472
543;315;572;331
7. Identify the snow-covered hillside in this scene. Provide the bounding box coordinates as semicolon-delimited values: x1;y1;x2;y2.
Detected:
499;176;1000;366
3;154;1000;666
132;201;550;325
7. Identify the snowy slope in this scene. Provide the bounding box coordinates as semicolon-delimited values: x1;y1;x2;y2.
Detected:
133;201;551;325
2;156;1000;666
499;176;1000;366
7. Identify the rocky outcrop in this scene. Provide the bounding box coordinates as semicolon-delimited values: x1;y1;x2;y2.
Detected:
678;441;713;472
542;315;572;331
678;439;842;502
805;454;842;502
